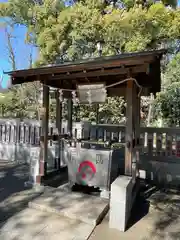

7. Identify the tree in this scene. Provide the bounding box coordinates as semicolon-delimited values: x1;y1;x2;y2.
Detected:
153;53;180;127
0;0;180;123
103;4;180;54
0;0;65;44
76;97;125;123
33;3;180;63
5;27;16;71
1;1;180;64
0;21;41;119
66;0;177;9
0;91;14;117
162;53;180;88
153;82;180;127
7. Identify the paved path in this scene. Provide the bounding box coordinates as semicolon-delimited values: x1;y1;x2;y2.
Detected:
90;190;180;240
0;163;96;240
1;163;180;240
0;208;94;240
0;163;44;228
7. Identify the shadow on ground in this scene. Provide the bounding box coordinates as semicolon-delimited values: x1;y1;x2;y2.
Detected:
127;194;150;230
0;162;82;238
2;163;180;240
0;163;29;202
147;188;180;240
0;163;105;240
127;182;180;239
0;163;44;231
43;166;68;188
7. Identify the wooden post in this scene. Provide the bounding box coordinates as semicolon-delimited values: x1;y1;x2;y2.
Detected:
67;98;73;137
134;87;141;179
125;80;136;176
134;88;141;144
96;104;99;124
36;84;49;184
55;90;62;169
56;90;62;135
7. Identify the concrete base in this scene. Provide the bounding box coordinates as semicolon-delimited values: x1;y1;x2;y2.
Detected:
29;185;109;227
109;176;138;232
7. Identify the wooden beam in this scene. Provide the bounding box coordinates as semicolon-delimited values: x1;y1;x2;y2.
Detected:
109;87;148;97
10;55;155;78
50;65;148;81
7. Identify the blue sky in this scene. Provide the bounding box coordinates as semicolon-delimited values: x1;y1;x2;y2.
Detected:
0;24;37;71
0;0;37;89
0;22;37;89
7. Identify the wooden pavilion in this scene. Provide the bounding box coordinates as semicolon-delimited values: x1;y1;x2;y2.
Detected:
6;49;166;184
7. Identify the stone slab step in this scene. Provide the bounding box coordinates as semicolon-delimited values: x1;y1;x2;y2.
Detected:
0;208;95;240
29;186;109;226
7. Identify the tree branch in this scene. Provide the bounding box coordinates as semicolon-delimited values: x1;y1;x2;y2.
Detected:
5;27;16;71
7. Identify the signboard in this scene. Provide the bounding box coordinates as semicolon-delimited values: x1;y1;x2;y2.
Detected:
77;83;107;104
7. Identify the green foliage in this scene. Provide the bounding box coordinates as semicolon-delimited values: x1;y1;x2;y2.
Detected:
153;82;180;126
103;4;180;53
155;52;180;127
0;82;41;119
77;97;125;123
34;1;103;63
163;53;180;87
35;3;180;63
2;1;180;64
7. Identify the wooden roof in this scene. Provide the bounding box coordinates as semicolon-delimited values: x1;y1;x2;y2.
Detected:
6;49;166;96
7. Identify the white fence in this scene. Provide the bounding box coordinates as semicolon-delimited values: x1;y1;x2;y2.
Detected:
0;119;82;172
1;118;180;188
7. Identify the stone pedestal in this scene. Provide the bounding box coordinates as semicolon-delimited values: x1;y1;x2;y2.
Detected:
109;175;135;232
